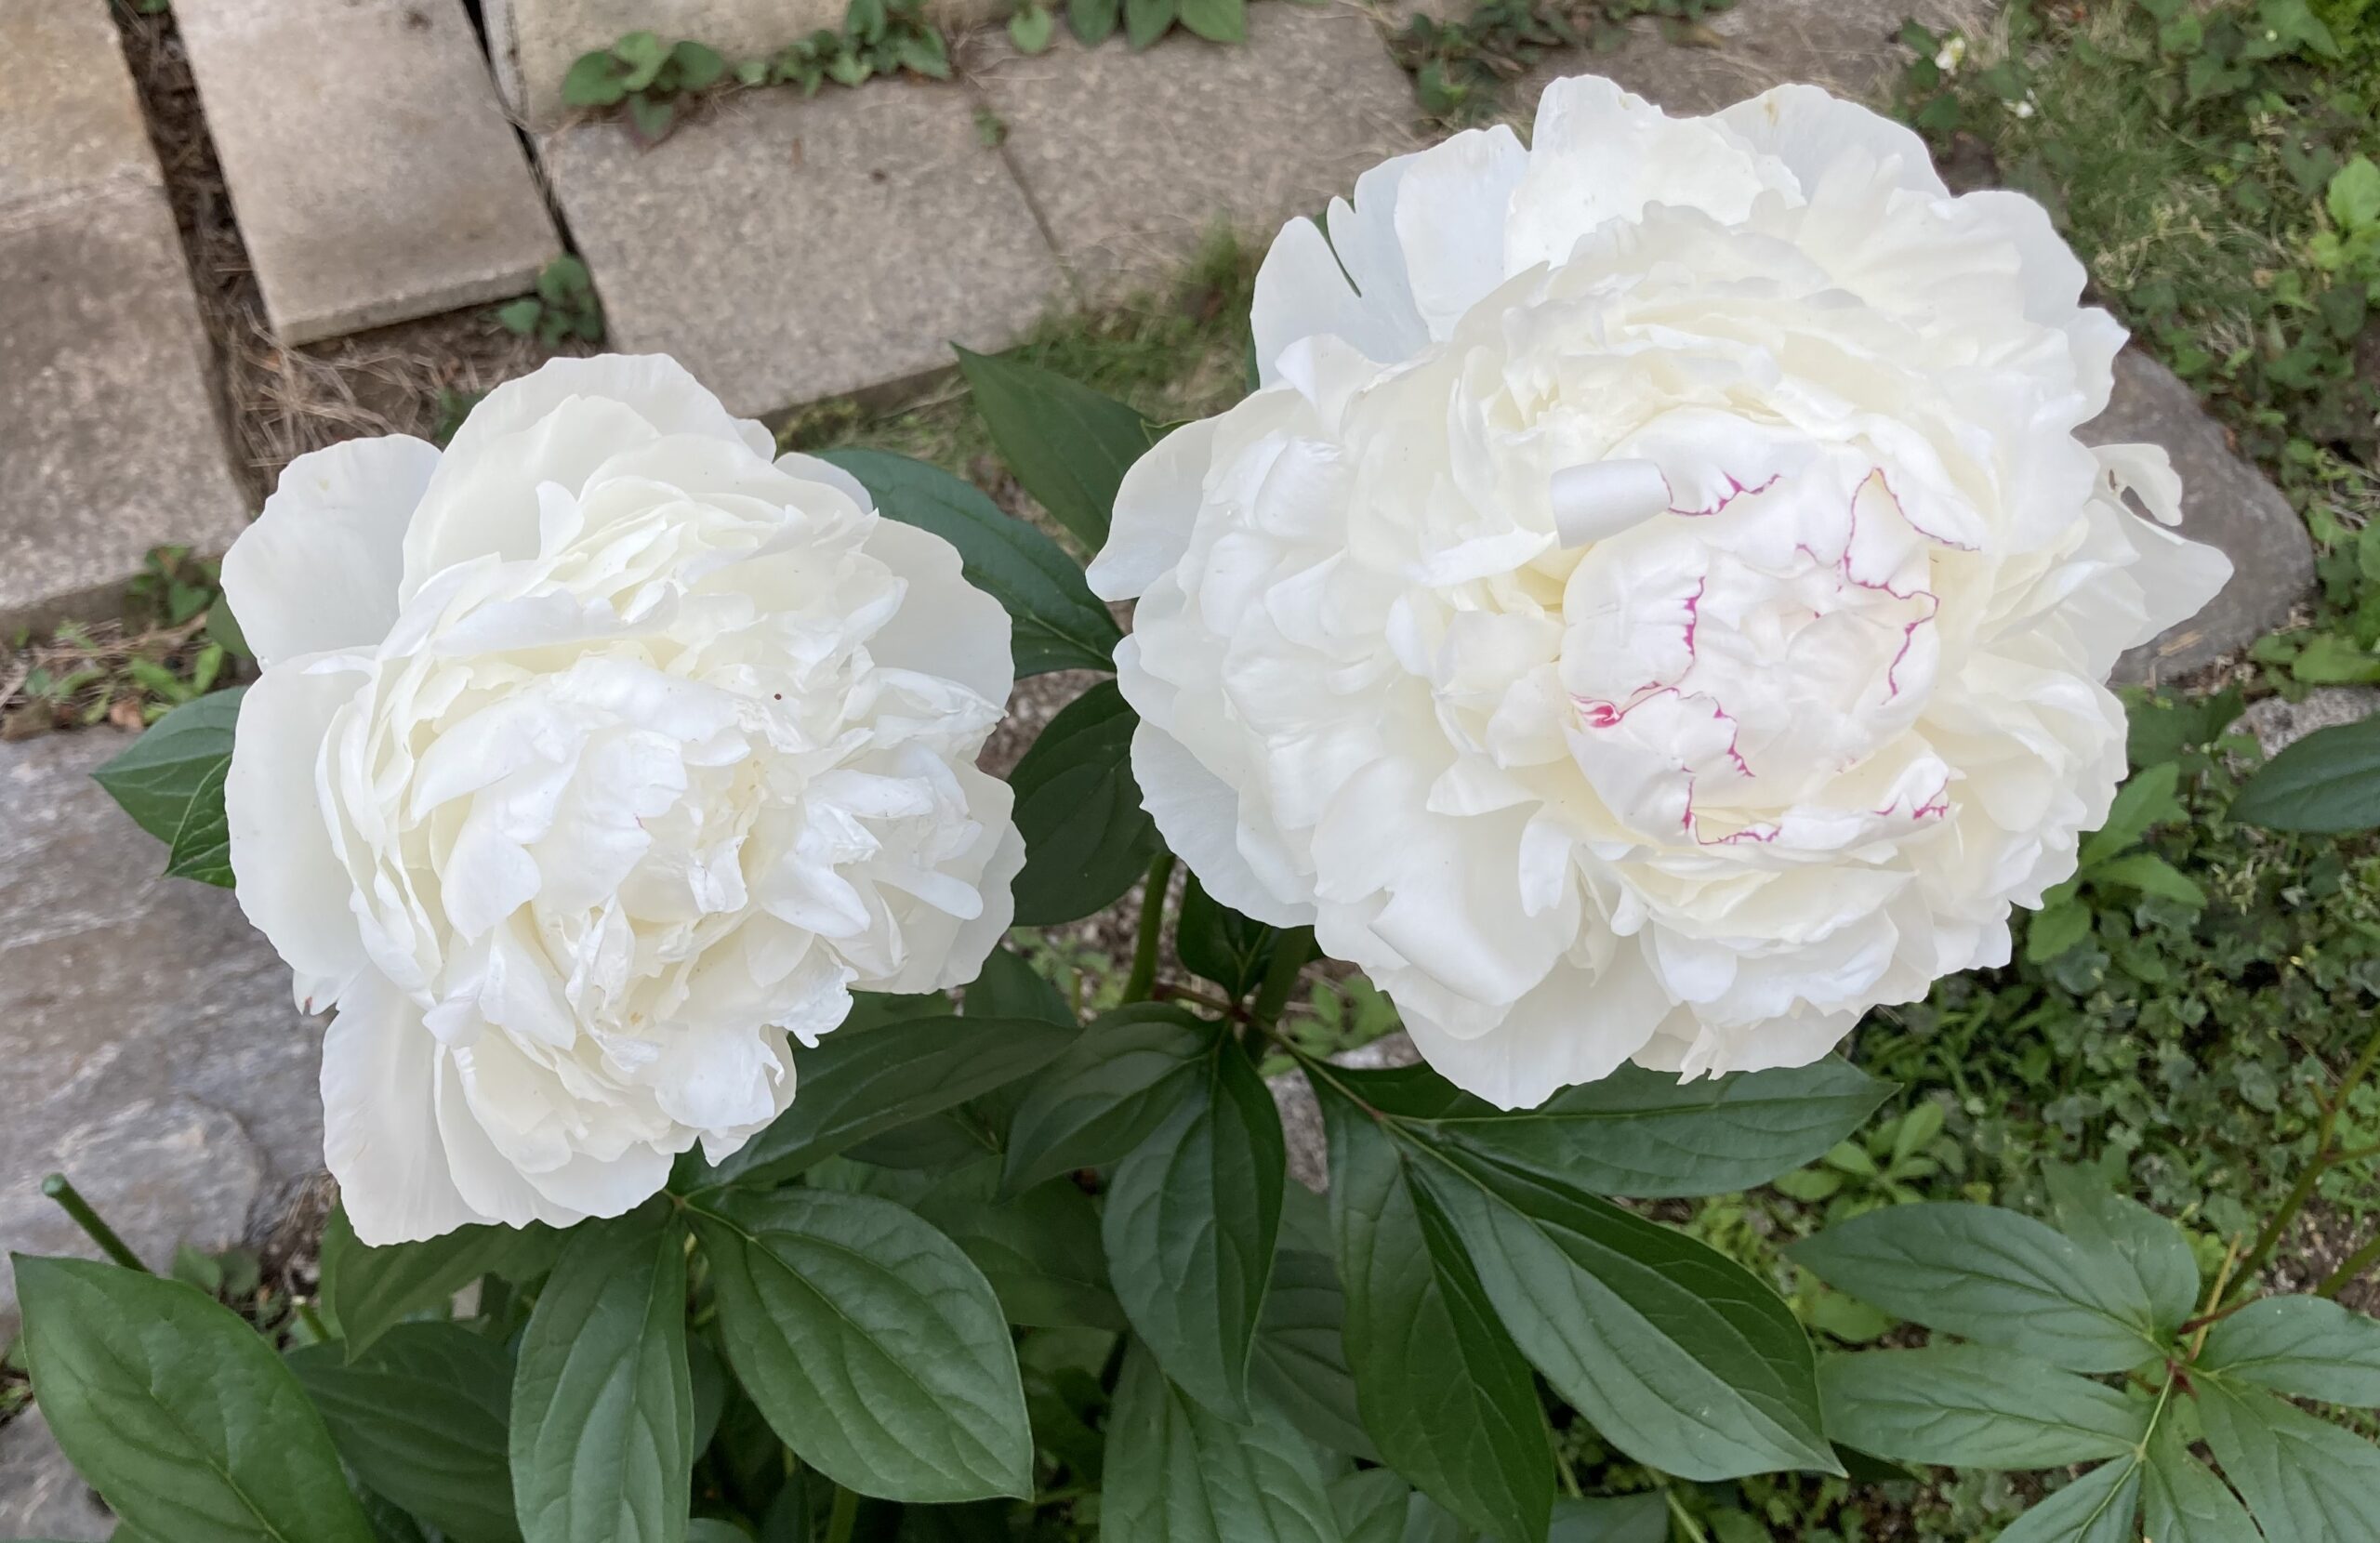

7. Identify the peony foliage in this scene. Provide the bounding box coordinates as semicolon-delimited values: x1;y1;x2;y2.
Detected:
18;73;2375;1543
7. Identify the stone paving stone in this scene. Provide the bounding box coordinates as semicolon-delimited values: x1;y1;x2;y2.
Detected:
0;1409;112;1543
972;3;1423;298
485;0;1005;126
1504;0;1998;123
174;0;561;344
0;191;252;631
2093;350;2317;683
0;728;325;1342
544;79;1068;417
2236;687;2380;758
0;0;159;214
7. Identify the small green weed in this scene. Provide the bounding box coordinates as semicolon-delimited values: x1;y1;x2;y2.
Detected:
1393;0;1736;125
495;256;603;347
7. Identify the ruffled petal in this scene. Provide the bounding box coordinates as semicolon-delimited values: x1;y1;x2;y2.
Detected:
223;436;439;669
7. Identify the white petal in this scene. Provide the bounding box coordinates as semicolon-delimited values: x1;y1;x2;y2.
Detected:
1399;943;1673;1110
1130;722;1316;929
1090;417;1220;602
864;518;1015;706
227;653;373;990
1390;125;1529;336
1714;84;1947;200
223;436;439;669
323;974;485;1244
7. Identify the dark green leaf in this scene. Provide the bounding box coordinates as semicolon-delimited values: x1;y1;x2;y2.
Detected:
1001;1004;1215;1194
1175;876;1279;1000
2200;1296;2380;1406
2078;761;2186;865
1548;1494;1670;1542
1176;0;1242;41
1995;1457;2143;1543
91;687;244;846
668;40;726;88
2229;715;2380;833
319;1206;559;1359
1323;1058;1890;1198
822;449;1121;677
1068;0;1119;43
13;1255;376;1543
1817;1347;2149;1469
1328;1470;1412;1543
613;30;668;86
509;1201;693;1543
1124;0;1174;45
966;946;1073;1025
1102;1033;1284;1417
560;50;629;106
911;1163;1126;1331
626;94;677;143
2198;1378;2380;1541
163;758;232;886
2140;1423;2261;1543
1411;1147;1834;1480
689;1188;1032;1502
1789;1203;2162;1371
1097;1340;1341;1543
2028;900;2094;963
953;348;1154;552
2040;1163;2200;1336
1250;1244;1375;1461
289;1323;517;1542
703;1013;1078;1190
1009;681;1158;926
1321;1082;1550;1542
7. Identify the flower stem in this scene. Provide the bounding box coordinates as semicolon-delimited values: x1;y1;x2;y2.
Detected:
2319;1231;2380;1299
40;1174;148;1273
823;1482;859;1543
1121;850;1176;1004
1248;926;1315;1031
1665;1487;1712;1543
2230;1016;2380;1299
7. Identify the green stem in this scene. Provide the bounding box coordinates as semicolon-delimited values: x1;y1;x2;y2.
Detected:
2230;1016;2380;1299
823;1483;859;1543
295;1300;331;1343
1248;926;1315;1031
40;1174;149;1273
1665;1487;1712;1543
2319;1231;2380;1299
1121;850;1176;1004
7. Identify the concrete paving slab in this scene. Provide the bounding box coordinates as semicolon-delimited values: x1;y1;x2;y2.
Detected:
173;0;562;344
0;0;159;214
544;78;1067;417
972;2;1423;298
0;190;250;631
0;728;325;1342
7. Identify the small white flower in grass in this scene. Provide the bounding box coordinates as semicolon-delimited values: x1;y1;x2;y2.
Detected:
223;356;1022;1242
1934;34;1966;71
1090;76;2230;1108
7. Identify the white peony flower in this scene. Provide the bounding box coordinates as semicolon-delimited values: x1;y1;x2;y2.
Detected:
223;356;1023;1242
1090;78;2231;1108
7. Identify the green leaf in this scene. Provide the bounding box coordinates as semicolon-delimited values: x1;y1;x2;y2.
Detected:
1174;875;1279;999
561;50;629;106
1102;1031;1284;1417
2089;851;2206;907
613;30;668;87
495;297;544;336
1548;1494;1670;1542
2197;1378;2380;1541
1321;1083;1551;1543
1328;1470;1412;1543
2331;156;2380;231
509;1202;694;1543
668;39;726;89
163;757;232;886
1817;1346;2149;1469
1008;5;1056;51
2040;1163;2200;1336
288;1324;518;1543
821;448;1121;676
2230;716;2380;833
1000;1004;1216;1194
952;349;1151;552
1123;0;1174;45
1097;1340;1342;1543
626;94;677;143
1068;0;1119;42
92;687;245;846
2141;1423;2262;1543
1411;1146;1835;1480
965;945;1073;1025
1996;1457;2143;1543
2290;634;2380;686
1788;1203;2161;1371
1322;1058;1891;1199
2077;761;2186;867
896;28;951;76
319;1206;558;1358
2027;900;2094;964
2200;1296;2380;1406
1009;681;1158;926
1176;0;1242;40
910;1162;1126;1331
703;1013;1078;1189
12;1255;377;1543
1249;1243;1376;1460
688;1188;1032;1502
